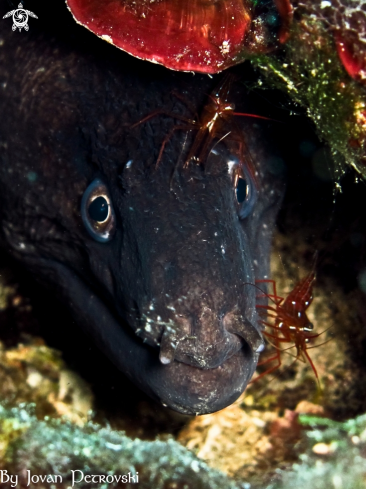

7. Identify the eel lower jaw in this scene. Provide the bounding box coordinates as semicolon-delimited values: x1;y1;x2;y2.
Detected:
154;346;258;415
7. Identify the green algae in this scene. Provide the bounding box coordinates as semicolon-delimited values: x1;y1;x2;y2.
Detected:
250;14;366;181
0;404;244;489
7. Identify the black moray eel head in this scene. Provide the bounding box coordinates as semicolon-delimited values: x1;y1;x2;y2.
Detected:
0;15;284;413
75;134;277;415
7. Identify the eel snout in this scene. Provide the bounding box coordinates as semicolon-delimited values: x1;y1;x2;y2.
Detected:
158;307;263;369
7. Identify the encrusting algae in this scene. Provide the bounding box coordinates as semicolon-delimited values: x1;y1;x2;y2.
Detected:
0;404;243;489
249;0;366;181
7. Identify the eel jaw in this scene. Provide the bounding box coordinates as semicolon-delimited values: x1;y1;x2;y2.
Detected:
25;259;259;414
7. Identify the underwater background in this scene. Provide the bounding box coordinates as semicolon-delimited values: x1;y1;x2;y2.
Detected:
1;0;366;487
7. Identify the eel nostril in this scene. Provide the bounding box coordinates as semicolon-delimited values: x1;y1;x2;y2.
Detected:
241;338;254;362
223;312;264;353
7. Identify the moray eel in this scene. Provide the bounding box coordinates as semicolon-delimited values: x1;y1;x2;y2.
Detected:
0;0;284;414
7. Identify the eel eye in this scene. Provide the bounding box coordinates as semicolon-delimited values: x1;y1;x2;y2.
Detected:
232;165;257;220
236;177;249;204
81;178;116;242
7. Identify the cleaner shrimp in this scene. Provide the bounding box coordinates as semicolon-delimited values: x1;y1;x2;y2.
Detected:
131;73;272;175
252;262;330;386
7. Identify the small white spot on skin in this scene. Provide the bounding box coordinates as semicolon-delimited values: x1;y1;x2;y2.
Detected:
256;343;265;353
126;159;133;168
157;316;161;321
292;301;296;305
129;207;134;211
262;223;268;229
214;232;218;236
149;303;154;311
227;159;237;174
253;260;258;266
18;243;26;250
167;305;176;312
221;245;225;255
145;324;152;333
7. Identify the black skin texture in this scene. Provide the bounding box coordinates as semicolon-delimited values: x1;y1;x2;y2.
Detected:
0;0;284;414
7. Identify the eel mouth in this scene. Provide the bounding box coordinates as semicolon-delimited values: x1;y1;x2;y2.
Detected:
153;342;258;415
132;309;261;414
36;260;260;414
164;333;244;369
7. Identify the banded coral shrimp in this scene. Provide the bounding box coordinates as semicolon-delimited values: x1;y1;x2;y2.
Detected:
247;254;333;390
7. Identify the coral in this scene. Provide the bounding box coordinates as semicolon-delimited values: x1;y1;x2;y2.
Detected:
250;1;366;180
